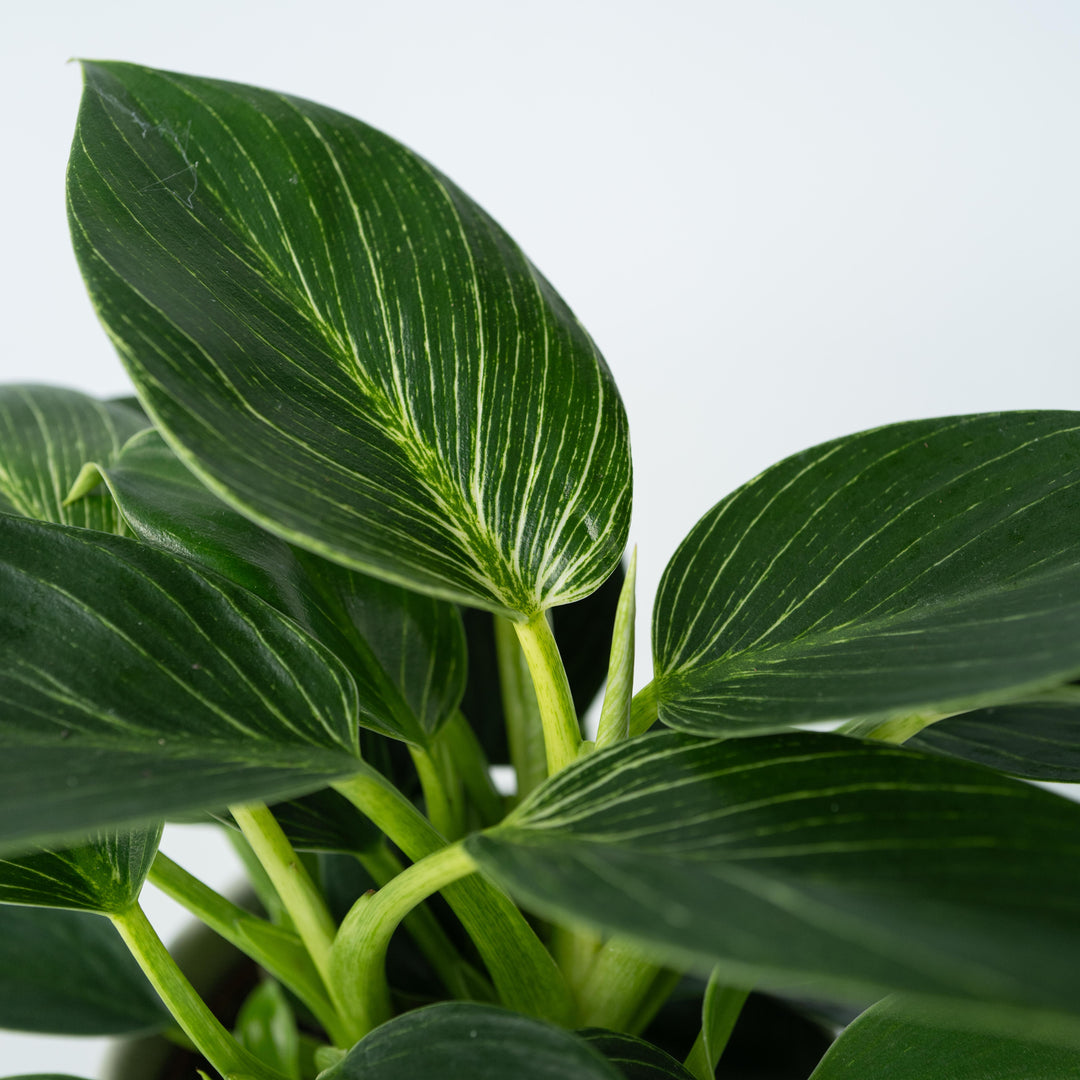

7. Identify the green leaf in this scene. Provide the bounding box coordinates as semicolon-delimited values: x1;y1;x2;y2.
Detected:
0;513;359;853
0;904;168;1034
234;980;301;1080
909;694;1080;781
0;384;144;530
578;1030;697;1080
808;996;1080;1078
263;789;381;855
0;824;161;913
320;1003;622;1080
652;412;1080;734
67;61;631;617
467;730;1080;1017
84;427;466;744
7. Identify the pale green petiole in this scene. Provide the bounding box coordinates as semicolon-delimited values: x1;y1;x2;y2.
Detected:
330;842;479;1041
111;901;288;1080
494;614;548;800
596;547;638;749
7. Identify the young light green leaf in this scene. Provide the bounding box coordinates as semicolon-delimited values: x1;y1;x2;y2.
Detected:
0;513;360;854
233;980;301;1080
0;905;169;1034
0;825;161;914
467;730;1080;1017
67;61;631;617
319;1003;623;1080
83;427;466;745
0;384;144;531
596;548;637;748
808;996;1080;1079
653;413;1080;734
909;694;1080;781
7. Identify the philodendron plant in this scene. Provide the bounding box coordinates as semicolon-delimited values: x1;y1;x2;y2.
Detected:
3;61;1080;1080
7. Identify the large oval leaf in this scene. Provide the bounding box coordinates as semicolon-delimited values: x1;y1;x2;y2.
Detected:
809;997;1080;1079
910;695;1080;781
0;905;168;1034
468;730;1080;1017
320;1003;622;1080
0;512;359;854
67;61;631;617
0;825;161;913
578;1030;697;1080
83;427;466;745
0;384;144;530
653;412;1080;734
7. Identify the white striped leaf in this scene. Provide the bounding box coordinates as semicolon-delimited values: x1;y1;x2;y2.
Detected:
0;385;145;532
321;1003;622;1080
67;62;631;617
0;825;161;914
0;513;359;854
652;412;1080;734
468;730;1080;1017
809;996;1080;1079
910;694;1080;781
83;428;466;745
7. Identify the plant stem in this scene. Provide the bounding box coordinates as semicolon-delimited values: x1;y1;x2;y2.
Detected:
111;902;288;1080
577;937;664;1031
513;611;581;776
440;710;504;826
409;743;465;840
334;765;573;1025
330;842;479;1041
147;853;348;1047
230;802;338;993
494;614;548;800
837;709;956;743
685;981;750;1080
629;681;659;737
357;842;493;1003
596;547;637;749
624;966;683;1036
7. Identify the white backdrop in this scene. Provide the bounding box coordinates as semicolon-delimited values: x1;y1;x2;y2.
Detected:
4;1;1080;1074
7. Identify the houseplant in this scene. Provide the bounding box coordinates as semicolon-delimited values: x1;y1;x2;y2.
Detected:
2;57;1080;1078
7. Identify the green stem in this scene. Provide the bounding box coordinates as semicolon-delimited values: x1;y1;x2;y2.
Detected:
230;802;338;992
596;547;637;750
625;966;682;1036
111;902;288;1080
441;710;504;826
577;937;664;1031
685;981;750;1079
330;842;479;1040
409;743;464;840
357;842;493;1003
837;709;956;744
495;614;548;800
513;611;580;776
334;765;573;1025
147;853;348;1047
629;681;659;738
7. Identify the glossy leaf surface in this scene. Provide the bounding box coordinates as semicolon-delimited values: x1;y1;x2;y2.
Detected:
579;1030;696;1080
469;730;1080;1015
809;997;1080;1078
321;1003;622;1080
653;413;1080;733
0;905;168;1034
0;513;359;853
68;61;631;616
910;695;1080;781
0;825;161;913
0;384;144;530
88;428;466;744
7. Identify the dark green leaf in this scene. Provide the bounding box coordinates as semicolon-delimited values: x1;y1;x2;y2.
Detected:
0;513;359;853
578;1030;696;1080
321;1003;622;1080
809;996;1080;1079
263;789;381;855
86;427;466;744
4;1075;94;1079
0;824;161;913
910;694;1080;780
68;61;631;617
0;905;168;1034
653;413;1080;734
468;730;1080;1016
0;384;144;530
461;562;625;763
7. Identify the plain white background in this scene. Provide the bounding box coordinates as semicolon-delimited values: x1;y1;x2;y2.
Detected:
3;1;1080;1074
